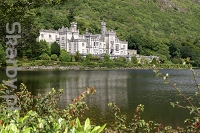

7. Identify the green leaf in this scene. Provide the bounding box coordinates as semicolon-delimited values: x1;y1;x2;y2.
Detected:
84;118;91;131
64;127;68;133
92;124;106;133
75;117;84;132
22;115;29;123
91;126;100;133
23;127;32;133
0;129;6;133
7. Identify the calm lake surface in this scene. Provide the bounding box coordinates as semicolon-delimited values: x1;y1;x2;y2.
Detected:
0;69;199;127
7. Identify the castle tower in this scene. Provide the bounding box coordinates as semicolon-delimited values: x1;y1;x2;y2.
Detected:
70;22;77;32
86;28;89;34
101;21;106;35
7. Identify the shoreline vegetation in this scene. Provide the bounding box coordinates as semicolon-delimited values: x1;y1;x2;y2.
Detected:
1;61;191;71
20;64;191;71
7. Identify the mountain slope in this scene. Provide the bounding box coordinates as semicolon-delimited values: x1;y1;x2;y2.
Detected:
37;0;200;66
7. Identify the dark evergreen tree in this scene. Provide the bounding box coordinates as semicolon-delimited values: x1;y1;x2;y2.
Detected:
51;42;60;56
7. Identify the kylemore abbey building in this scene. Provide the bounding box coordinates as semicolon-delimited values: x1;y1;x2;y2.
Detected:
38;22;129;56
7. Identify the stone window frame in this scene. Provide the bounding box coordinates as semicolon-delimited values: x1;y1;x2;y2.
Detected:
69;43;71;51
74;43;77;52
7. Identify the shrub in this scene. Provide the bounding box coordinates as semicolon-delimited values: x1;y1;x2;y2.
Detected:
34;60;52;66
90;56;102;62
140;58;149;64
39;53;50;60
51;54;58;61
100;62;115;68
114;57;126;62
17;61;23;67
30;61;35;66
0;83;98;133
107;103;161;132
131;56;138;65
34;60;43;66
59;62;78;66
171;57;182;64
127;62;134;68
74;51;82;62
104;54;110;62
71;56;76;62
114;62;126;67
85;62;100;68
85;54;92;63
151;57;158;65
59;50;71;62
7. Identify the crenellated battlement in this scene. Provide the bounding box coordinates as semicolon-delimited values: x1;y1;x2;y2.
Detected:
40;29;58;33
58;26;68;32
101;21;106;26
106;30;116;34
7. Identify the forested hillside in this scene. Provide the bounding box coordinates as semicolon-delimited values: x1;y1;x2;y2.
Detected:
36;0;200;66
1;0;200;66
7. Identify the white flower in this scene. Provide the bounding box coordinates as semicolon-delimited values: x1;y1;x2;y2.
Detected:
166;73;169;77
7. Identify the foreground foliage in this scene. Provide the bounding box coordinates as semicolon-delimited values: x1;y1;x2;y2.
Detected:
0;84;105;132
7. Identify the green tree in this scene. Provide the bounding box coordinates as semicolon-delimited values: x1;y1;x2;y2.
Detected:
37;7;69;30
59;49;71;62
168;42;181;58
51;42;60;56
74;51;82;62
0;0;68;59
19;41;50;59
156;54;168;64
21;41;42;59
39;40;51;56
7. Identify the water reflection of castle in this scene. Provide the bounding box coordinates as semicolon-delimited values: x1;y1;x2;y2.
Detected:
50;71;128;114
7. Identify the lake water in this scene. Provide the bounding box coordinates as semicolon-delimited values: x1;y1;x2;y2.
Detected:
0;69;199;128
